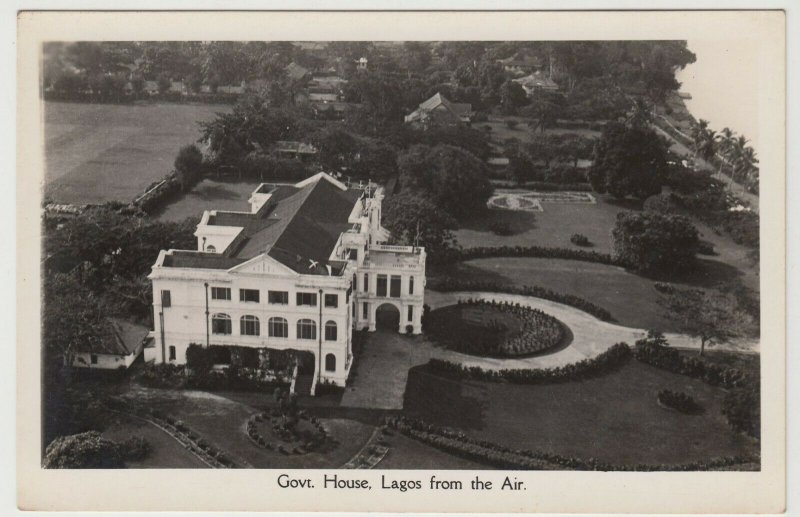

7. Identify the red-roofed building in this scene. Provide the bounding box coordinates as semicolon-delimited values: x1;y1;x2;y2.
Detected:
148;173;426;393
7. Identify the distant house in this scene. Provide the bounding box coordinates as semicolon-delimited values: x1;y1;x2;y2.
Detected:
404;92;473;127
169;80;186;95
143;80;159;95
285;62;311;83
273;141;319;162
497;52;545;76
311;101;349;120
512;71;559;97
207;81;247;95
355;57;368;71
69;318;149;370
307;75;348;103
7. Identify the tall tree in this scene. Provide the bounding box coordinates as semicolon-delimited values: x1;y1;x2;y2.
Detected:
588;121;668;199
382;192;459;261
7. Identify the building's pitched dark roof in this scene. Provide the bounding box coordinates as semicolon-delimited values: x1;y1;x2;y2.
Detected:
406;92;472;124
74;318;149;356
162;251;248;270
285;62;310;81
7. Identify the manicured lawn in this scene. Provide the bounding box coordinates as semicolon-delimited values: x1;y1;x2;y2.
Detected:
44;101;229;204
479;117;601;149
379;431;493;470
403;361;759;467
154;179;263;222
456;196;637;254
433;256;679;331
125;386;374;468
101;411;208;468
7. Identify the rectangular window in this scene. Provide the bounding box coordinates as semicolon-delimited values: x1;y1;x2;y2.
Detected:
268;290;289;305
296;292;317;306
211;287;231;300
239;289;260;303
324;294;338;308
390;275;401;298
362;302;368;319
90;354;98;365
377;275;388;297
409;276;414;295
408;305;414;322
161;290;171;307
363;273;369;292
347;248;358;260
168;346;176;361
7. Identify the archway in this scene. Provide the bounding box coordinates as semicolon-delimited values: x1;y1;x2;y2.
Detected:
375;303;400;332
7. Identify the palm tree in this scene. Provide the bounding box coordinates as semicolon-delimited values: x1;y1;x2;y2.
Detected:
715;127;736;175
729;135;750;181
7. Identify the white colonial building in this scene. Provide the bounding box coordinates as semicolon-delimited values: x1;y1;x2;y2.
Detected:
147;172;425;393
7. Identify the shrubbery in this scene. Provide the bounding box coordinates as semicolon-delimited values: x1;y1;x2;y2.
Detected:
447;244;616;266
611;211;700;274
657;389;703;414
722;385;760;439
489;221;513;236
426;278;615;322
427;342;631;384
570;233;591;247
385;415;756;471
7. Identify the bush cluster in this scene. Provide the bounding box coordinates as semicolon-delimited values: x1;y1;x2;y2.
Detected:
570;233;591;247
430;300;564;358
426;278;616;322
489;221;513;236
632;340;752;389
447;245;616;266
722;384;760;439
427;342;631;385
245;410;328;455
384;416;756;471
657;389;703;414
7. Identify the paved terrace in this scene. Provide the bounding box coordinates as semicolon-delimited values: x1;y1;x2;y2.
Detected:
339;290;759;410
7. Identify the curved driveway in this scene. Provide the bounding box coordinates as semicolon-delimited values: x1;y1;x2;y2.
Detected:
339;290;758;409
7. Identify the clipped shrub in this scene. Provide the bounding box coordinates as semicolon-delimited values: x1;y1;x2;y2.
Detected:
570;233;590;247
490;221;513;236
657;389;703;414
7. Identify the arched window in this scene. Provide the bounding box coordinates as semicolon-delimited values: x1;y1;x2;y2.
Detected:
240;315;260;336
324;320;337;341
325;353;336;372
211;313;232;335
296;319;316;340
206;245;216;253
268;317;288;338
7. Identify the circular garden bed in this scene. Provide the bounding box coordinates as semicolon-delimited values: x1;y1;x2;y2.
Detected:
426;300;568;358
246;409;330;455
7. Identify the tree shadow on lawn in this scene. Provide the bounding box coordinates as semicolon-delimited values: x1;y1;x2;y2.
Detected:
427;261;511;286
601;195;644;211
403;366;487;432
645;257;745;289
457;208;538;236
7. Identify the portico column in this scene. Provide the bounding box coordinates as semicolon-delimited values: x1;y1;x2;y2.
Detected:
368;302;376;332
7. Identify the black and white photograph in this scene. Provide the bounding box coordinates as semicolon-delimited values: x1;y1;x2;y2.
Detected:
14;9;788;514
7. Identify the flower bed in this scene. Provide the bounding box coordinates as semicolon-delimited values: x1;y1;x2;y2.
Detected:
426;279;616;323
427;300;565;358
245;410;328;455
385;415;757;471
428;342;632;385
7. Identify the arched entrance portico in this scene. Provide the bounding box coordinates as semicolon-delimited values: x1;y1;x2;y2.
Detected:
375;302;401;332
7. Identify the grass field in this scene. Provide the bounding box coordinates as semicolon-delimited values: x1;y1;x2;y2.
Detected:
457;195;638;253
44;101;229;205
154;179;263;222
101;411;208;468
403;361;758;466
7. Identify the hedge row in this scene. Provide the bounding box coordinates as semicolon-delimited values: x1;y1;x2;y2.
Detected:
425;278;616;322
489;180;594;192
449;245;617;266
427;342;632;385
385;416;757;471
633;341;753;389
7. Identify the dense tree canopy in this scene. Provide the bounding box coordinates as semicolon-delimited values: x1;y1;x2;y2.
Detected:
588;121;669;199
398;144;493;220
611;211;700;275
382;192;459;261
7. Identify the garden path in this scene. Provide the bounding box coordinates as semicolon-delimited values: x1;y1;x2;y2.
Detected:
339;290;759;410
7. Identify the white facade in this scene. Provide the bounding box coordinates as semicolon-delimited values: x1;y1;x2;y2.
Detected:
148;174;425;392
